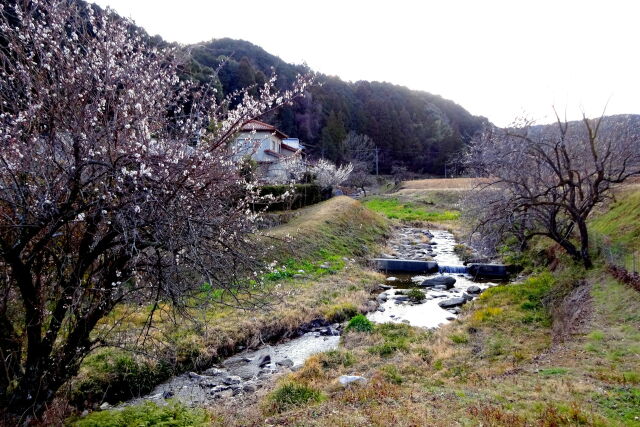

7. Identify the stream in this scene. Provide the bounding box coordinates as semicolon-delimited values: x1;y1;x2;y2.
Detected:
119;227;501;408
368;228;498;328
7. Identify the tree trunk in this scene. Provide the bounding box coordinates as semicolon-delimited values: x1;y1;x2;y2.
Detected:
577;219;593;269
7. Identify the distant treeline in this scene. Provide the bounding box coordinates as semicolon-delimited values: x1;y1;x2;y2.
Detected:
188;39;488;175
60;2;488;175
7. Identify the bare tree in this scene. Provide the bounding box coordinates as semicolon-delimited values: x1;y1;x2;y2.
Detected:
465;113;640;268
0;1;308;420
343;132;375;196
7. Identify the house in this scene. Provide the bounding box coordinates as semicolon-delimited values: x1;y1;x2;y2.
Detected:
232;119;304;182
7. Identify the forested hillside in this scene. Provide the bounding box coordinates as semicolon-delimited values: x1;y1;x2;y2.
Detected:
189;38;488;174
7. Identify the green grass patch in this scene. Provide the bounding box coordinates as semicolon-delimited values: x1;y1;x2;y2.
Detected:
322;302;359;323
381;365;404;385
449;333;469;344
587;330;605;341
70;401;209;426
539;367;569;376
346;314;374;333
407;288;426;302
591;190;640;251
363;197;460;222
265;382;324;414
368;323;416;356
594;387;640;423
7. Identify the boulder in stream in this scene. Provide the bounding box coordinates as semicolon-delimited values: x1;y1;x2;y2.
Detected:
467;285;482;294
276;358;294;368
438;297;467;308
420;276;456;289
221;375;242;385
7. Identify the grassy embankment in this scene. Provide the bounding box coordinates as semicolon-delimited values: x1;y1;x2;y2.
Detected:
204;180;640;426
77;179;640;426
67;197;390;414
361;178;472;223
590;189;640;270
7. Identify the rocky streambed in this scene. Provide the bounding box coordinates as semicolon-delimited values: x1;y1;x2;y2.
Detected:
119;226;503;409
368;227;498;328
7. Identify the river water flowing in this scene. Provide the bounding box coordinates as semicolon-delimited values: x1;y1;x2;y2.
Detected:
119;226;500;408
368;228;497;328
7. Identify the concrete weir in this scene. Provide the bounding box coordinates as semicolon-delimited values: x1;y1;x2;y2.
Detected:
467;263;510;279
373;258;438;273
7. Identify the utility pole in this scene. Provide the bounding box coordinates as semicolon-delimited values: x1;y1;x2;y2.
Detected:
374;147;379;176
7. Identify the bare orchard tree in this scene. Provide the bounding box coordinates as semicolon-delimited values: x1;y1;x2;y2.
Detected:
0;0;308;420
343;132;376;196
465;113;640;268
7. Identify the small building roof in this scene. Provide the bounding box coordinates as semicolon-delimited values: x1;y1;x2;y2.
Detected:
281;142;299;152
240;119;288;140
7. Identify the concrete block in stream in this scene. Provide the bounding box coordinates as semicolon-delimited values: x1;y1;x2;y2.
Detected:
373;258;438;273
467;263;514;279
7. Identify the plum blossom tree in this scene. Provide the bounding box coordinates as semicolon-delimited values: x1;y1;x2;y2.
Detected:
309;159;353;190
464;113;640;268
0;0;308;419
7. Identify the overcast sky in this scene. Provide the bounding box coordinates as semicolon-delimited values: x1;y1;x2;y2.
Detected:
92;0;640;126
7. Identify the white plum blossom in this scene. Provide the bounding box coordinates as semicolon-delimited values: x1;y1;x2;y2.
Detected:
0;0;311;417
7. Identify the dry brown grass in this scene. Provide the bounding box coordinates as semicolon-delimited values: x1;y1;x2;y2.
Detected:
267;196;373;237
208;264;640;426
401;177;487;191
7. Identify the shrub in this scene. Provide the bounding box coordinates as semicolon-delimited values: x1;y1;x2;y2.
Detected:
407;288;426;302
70;401;210;426
265;382;324;414
253;184;326;211
346;314;374;333
71;350;172;408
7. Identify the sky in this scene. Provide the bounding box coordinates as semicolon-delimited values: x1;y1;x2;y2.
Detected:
92;0;640;126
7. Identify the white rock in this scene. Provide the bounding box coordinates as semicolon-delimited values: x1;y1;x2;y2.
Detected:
338;375;367;386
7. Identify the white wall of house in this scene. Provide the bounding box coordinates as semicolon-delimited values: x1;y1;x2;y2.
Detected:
232;128;302;182
232;131;281;162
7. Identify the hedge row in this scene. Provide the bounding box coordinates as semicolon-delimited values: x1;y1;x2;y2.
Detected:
253;184;330;211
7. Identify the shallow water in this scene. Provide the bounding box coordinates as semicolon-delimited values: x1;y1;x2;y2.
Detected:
367;228;496;328
127;330;340;407
122;227;497;408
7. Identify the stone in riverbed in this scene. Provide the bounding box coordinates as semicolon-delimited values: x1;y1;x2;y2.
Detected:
258;354;271;368
438;297;467;308
420;276;456;289
277;358;294;368
467;285;482;294
210;385;230;394
221;375;242;385
188;371;204;380
462;293;474;301
203;367;225;376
